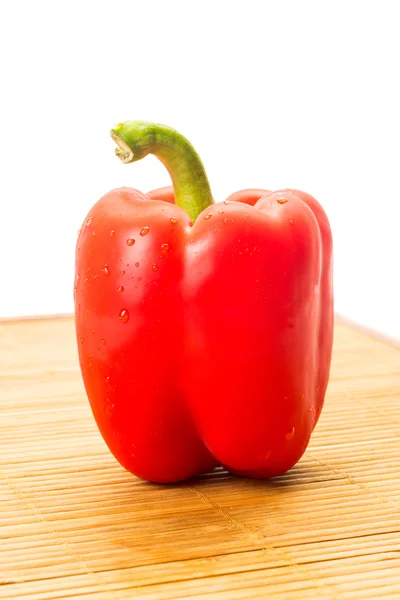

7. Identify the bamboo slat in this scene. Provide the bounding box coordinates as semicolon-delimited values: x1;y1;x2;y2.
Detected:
0;316;399;599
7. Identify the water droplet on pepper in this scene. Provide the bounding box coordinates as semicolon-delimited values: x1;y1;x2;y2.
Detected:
160;243;169;255
85;217;92;226
102;265;109;275
277;198;288;204
119;309;129;323
152;264;158;271
126;237;135;246
117;285;124;293
170;217;177;224
284;427;295;441
204;213;212;220
140;226;150;236
110;230;115;236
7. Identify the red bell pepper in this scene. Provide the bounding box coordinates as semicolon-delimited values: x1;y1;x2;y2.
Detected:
74;121;333;483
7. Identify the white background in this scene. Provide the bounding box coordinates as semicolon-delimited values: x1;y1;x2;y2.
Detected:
1;1;399;338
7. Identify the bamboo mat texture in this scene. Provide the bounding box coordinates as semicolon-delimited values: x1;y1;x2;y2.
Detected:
1;316;400;600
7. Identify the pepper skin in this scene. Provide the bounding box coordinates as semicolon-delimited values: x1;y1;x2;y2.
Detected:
74;121;333;483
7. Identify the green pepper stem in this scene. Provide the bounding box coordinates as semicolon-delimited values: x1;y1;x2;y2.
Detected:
110;120;214;223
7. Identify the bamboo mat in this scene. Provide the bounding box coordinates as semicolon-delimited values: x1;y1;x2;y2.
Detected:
1;316;400;600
